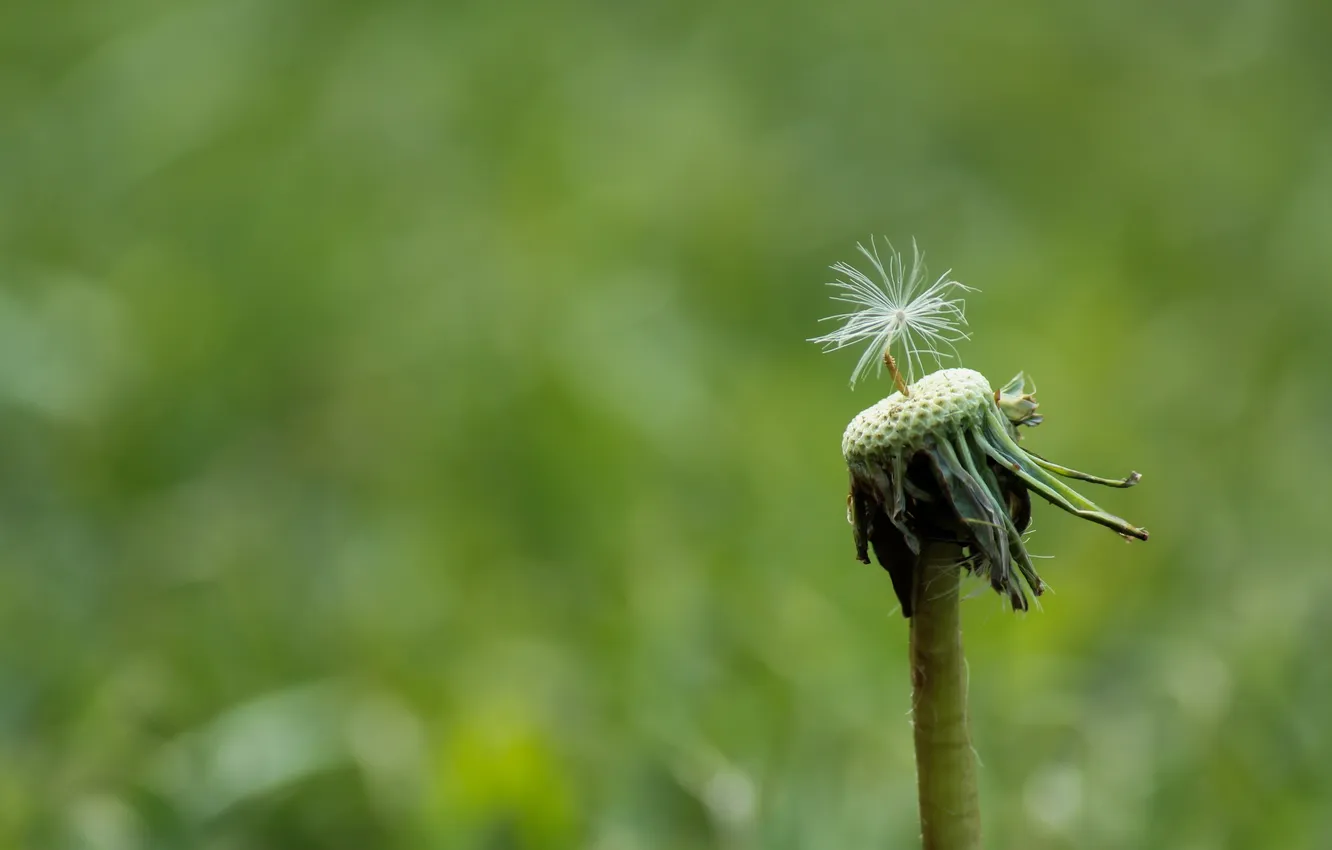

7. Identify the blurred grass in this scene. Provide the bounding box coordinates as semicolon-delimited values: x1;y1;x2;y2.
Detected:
3;1;1332;848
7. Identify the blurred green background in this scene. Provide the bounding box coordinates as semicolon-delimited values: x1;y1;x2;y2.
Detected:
3;1;1331;848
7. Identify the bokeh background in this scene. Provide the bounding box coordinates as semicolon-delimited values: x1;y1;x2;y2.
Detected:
3;1;1331;848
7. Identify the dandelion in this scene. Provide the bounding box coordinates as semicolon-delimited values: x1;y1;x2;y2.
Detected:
808;238;975;391
809;240;1149;850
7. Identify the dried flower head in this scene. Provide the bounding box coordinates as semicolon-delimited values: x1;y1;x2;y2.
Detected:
843;368;1148;616
808;238;975;389
811;239;1149;614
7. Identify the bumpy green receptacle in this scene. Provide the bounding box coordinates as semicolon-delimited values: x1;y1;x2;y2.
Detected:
843;369;994;459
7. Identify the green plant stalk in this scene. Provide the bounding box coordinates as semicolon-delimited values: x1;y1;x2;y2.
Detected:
910;542;981;850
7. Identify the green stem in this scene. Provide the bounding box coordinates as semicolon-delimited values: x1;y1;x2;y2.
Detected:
910;543;981;850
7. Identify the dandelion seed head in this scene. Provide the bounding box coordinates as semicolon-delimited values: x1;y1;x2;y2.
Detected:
808;237;976;389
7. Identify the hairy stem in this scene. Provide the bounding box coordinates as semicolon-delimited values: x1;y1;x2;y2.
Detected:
910;543;981;850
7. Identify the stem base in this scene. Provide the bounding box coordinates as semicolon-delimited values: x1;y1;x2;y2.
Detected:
910;543;981;850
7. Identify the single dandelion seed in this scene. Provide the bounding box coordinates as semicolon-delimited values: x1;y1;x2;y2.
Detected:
808;237;976;391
